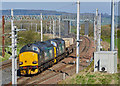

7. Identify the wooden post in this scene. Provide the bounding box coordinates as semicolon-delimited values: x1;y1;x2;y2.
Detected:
2;16;5;57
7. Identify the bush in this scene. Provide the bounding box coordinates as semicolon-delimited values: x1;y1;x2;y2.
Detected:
18;30;41;45
117;30;120;38
101;25;111;39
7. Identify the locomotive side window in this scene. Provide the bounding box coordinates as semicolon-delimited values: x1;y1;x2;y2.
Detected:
32;47;40;53
60;44;63;53
34;47;37;50
51;41;57;47
49;49;53;58
59;45;62;54
47;51;50;59
62;45;64;53
44;52;47;60
44;52;49;60
27;46;31;50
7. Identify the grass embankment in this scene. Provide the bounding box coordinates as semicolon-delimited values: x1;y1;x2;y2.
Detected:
59;38;120;84
59;62;120;84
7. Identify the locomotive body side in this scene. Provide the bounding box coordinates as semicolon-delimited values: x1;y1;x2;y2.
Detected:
18;38;67;75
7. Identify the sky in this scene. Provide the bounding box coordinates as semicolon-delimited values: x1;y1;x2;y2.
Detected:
2;2;113;14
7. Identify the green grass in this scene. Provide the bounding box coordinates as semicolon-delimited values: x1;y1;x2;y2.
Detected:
58;36;120;84
71;72;119;84
59;62;120;84
102;38;120;58
118;38;120;59
0;45;22;62
102;38;118;47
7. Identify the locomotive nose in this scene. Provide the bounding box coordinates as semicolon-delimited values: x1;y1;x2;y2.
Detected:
19;52;38;66
19;52;39;75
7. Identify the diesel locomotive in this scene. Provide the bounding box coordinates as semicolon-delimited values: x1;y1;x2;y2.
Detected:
19;38;74;75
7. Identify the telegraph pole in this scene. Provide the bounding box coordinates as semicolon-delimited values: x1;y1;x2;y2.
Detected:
76;0;80;74
111;0;115;51
41;13;43;41
11;9;17;85
2;16;5;57
59;16;61;38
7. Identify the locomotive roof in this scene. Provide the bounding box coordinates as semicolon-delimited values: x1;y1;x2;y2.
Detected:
34;41;54;51
20;38;64;53
49;38;64;45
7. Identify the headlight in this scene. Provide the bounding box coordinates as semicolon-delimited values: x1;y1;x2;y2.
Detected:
32;61;37;64
19;62;23;65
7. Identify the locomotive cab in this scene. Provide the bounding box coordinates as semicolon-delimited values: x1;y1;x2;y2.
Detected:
19;51;39;75
19;44;40;75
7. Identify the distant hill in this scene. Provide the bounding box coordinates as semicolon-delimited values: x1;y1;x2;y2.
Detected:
2;9;110;17
2;9;75;15
2;9;111;25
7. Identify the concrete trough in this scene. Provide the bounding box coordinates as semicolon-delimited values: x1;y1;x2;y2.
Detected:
94;51;117;74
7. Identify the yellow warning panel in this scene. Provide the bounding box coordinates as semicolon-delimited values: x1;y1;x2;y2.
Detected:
19;52;38;67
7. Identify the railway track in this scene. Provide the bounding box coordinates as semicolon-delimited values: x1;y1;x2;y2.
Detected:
2;35;95;85
15;36;94;84
0;60;11;70
0;60;19;70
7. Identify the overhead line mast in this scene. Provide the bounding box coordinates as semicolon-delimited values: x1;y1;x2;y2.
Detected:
11;8;17;85
111;0;115;51
41;13;43;41
76;0;80;74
